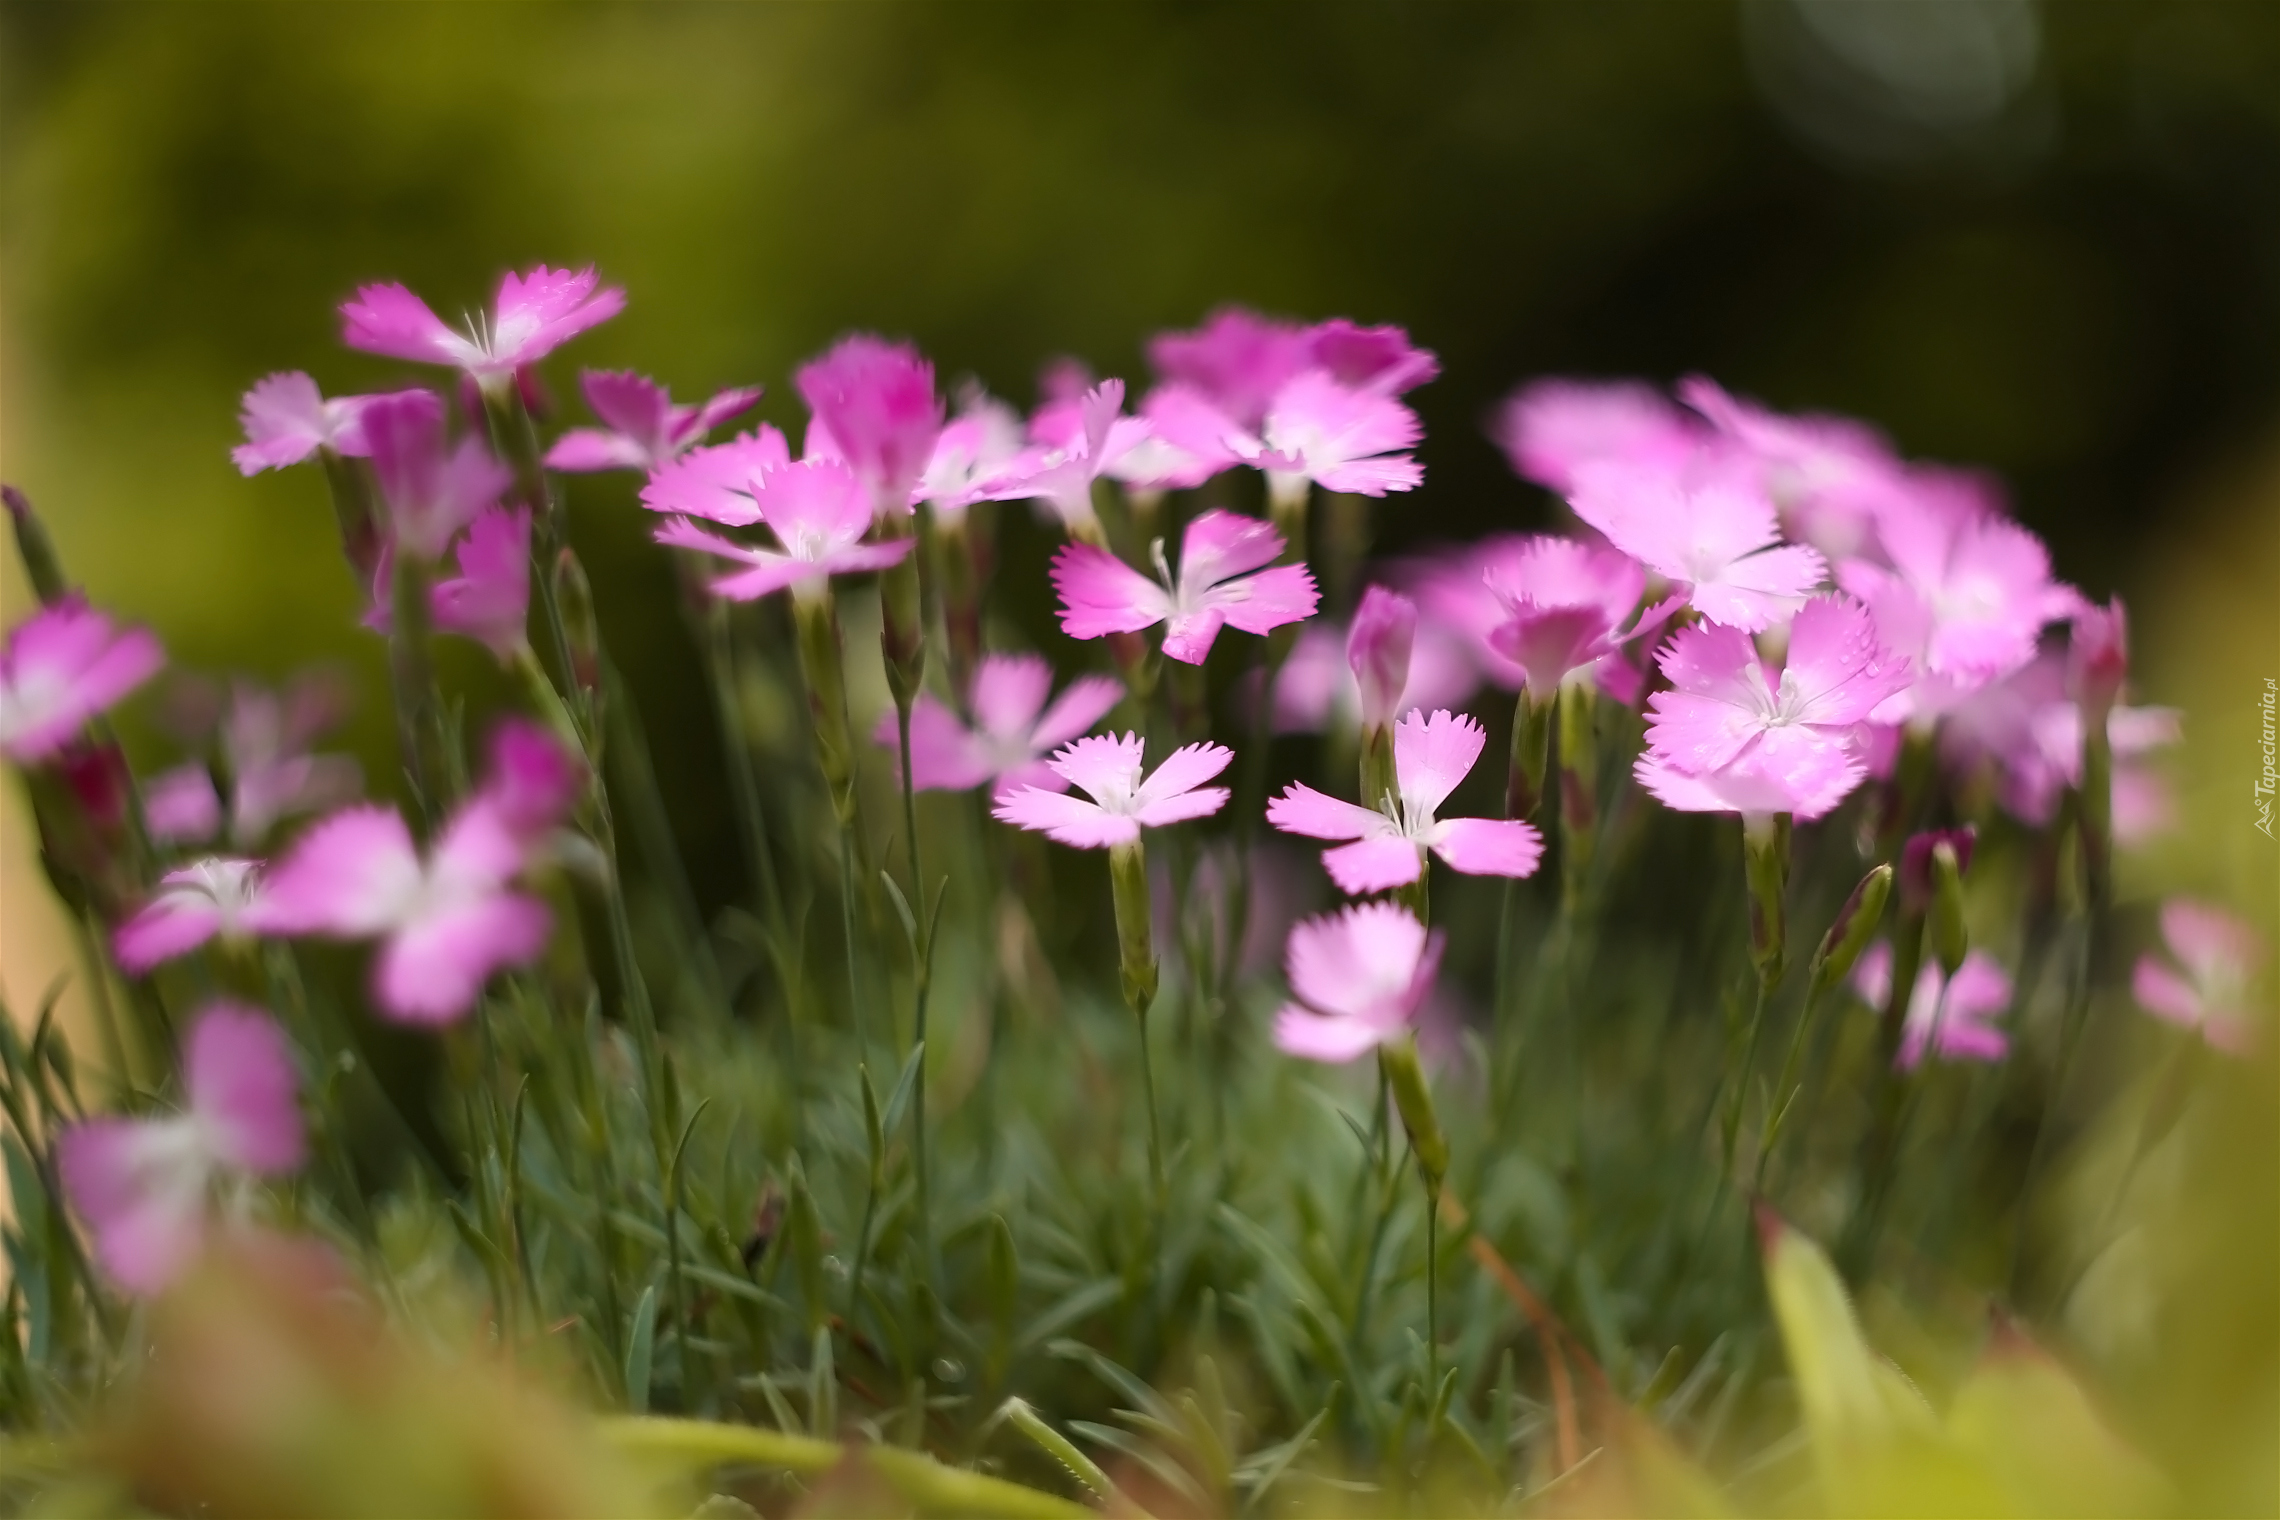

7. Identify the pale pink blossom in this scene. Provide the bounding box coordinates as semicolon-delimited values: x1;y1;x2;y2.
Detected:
981;380;1152;535
544;370;762;473
1306;320;1439;396
993;733;1232;848
1147;308;1316;431
1407;536;1638;704
2069;596;2129;714
2134;899;2262;1054
1569;458;1826;632
1853;942;2012;1068
1242;370;1424;499
1491;378;1704;495
796;335;944;520
653;457;916;605
57;1003;304;1294
230;373;391;474
1482;535;1656;699
1939;651;2178;833
638;427;794;526
1347;586;1417;731
873;653;1121;796
1268;709;1545;894
1679;376;1916;561
1051;509;1318;665
1636;594;1910;821
341;265;624;377
430;505;531;659
148;677;362;850
1270;615;1475;735
145;764;224;844
1273;901;1445;1063
0;598;165;764
917;390;1028;512
361;391;512;562
114;858;277;972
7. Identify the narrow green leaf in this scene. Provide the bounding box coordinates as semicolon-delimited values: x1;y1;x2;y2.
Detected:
625;1284;658;1413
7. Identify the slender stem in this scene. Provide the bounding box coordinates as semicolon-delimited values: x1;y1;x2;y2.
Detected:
840;824;867;1066
1425;1181;1440;1389
1752;983;1826;1195
897;698;932;1268
1136;1008;1165;1206
1720;969;1776;1181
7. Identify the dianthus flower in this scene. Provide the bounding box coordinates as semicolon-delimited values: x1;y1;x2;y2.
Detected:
361;391;512;562
114;858;279;973
981;380;1151;537
1406;536;1633;704
429;505;532;659
1268;709;1546;893
1273;901;1445;1063
1482;534;1656;700
0;597;165;764
2134;899;2262;1054
341;265;624;378
57;1003;305;1294
1491;378;1704;495
1241;370;1424;501
639;428;793;524
1679;376;1916;560
1051;509;1318;665
146;676;362;850
1636;594;1910;821
1147;307;1317;431
795;335;944;520
545;370;762;474
993;733;1232;847
1853;942;2011;1068
917;390;1028;512
230;372;393;474
1306;319;1440;395
875;653;1121;796
652;457;915;605
1568;458;1826;632
1271;613;1475;734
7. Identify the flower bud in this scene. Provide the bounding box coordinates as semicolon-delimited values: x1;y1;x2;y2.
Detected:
1743;812;1792;985
1929;838;1969;978
1899;826;1975;913
1809;863;1893;996
1380;1034;1448;1191
2069;597;2128;719
1347;586;1415;734
1109;839;1157;1015
553;547;603;700
3;485;69;606
1506;688;1553;820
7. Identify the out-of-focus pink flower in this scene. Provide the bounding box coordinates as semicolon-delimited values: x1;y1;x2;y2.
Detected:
1273;901;1444;1063
149;677;362;850
430;505;531;659
1940;650;2179;833
57;1003;304;1294
1271;614;1476;735
1407;535;1634;702
146;764;224;845
2134;899;2262;1054
2069;596;2129;715
478;716;585;849
1853;941;2012;1068
1051;508;1318;665
1491;378;1703;495
230;373;393;474
917;390;1028;512
1148;307;1316;431
638;427;795;525
0;598;165;764
654;458;916;605
1307;320;1440;395
1245;370;1424;499
796;335;944;520
1122;384;1245;491
1898;825;1976;912
1482;535;1654;699
544;370;761;473
341;265;624;378
1838;493;2077;719
1637;594;1909;821
1679;376;1915;561
981;380;1152;536
361;391;511;562
1348;586;1417;731
114;858;277;972
873;653;1121;796
993;732;1231;847
1569;459;1825;632
1268;709;1545;893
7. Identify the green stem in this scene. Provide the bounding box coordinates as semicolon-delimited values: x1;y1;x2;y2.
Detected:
897;697;933;1269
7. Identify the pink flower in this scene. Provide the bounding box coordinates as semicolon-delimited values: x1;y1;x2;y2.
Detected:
1050;509;1319;665
1482;535;1655;699
0;597;165;764
638;427;795;525
1272;901;1445;1063
146;764;224;844
1491;378;1704;495
1125;384;1246;491
341;265;625;377
230;373;392;474
1940;651;2179;832
430;505;531;659
480;717;586;848
1569;458;1826;632
57;1003;304;1294
917;390;1028;512
1148;307;1315;431
1679;377;1914;561
1853;942;2012;1068
2069;596;2129;714
874;653;1121;796
993;733;1232;848
1306;320;1440;396
217;677;363;848
981;380;1152;535
652;457;916;604
796;335;944;520
2134;899;2262;1054
361;391;512;561
1243;370;1424;499
1271;615;1476;735
1348;586;1417;731
1407;536;1635;704
544;370;762;473
1636;594;1910;821
115;858;277;972
1268;709;1545;893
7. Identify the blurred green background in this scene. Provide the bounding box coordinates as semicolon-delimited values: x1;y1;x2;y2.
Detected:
3;0;2276;939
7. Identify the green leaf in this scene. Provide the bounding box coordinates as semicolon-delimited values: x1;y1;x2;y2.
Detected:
624;1284;658;1413
882;1041;926;1145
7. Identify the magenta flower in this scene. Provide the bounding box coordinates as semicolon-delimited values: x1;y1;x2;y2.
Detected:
230;373;391;474
1568;457;1827;633
545;370;762;474
481;716;586;849
361;390;512;561
1409;535;1631;702
1050;509;1319;665
430;505;531;659
873;653;1121;796
652;457;916;605
1271;615;1476;735
1348;586;1418;732
0;597;165;764
1491;378;1704;495
982;380;1152;536
1853;942;2012;1068
1268;709;1546;893
1307;319;1440;396
1242;370;1424;499
1273;901;1445;1063
1482;535;1655;700
341;265;625;378
57;1003;304;1294
638;427;794;525
114;858;277;973
1636;594;1911;821
993;733;1232;848
795;335;944;520
1147;307;1316;431
2134;899;2262;1054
